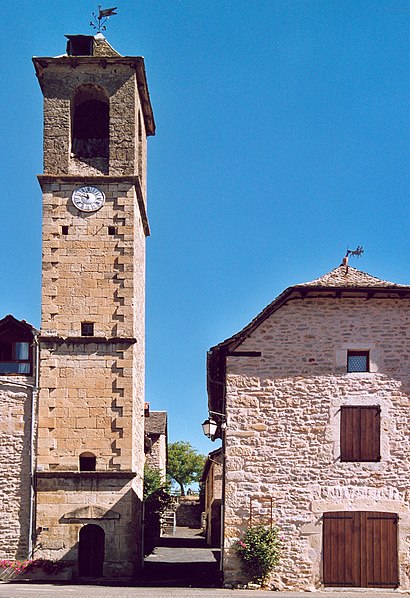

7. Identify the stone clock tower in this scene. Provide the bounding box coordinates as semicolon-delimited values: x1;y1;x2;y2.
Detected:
32;33;155;579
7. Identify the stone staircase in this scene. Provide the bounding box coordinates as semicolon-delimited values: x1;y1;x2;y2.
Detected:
161;509;176;536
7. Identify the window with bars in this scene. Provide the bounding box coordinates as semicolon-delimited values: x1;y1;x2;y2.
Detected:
347;350;369;373
340;405;381;462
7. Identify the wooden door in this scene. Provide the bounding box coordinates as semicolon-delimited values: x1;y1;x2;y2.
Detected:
78;524;105;578
323;511;398;588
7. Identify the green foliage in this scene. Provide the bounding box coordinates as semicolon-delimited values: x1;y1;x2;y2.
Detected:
235;525;281;585
143;464;166;500
167;441;206;495
143;466;172;557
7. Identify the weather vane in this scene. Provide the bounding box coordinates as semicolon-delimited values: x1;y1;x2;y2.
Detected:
342;245;364;273
346;245;364;259
90;5;118;34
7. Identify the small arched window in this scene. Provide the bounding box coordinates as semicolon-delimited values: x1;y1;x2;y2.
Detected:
72;85;109;159
79;452;96;471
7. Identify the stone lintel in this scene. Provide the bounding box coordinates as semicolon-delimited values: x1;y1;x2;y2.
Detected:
36;471;136;480
39;335;137;345
38;174;140;186
61;505;121;521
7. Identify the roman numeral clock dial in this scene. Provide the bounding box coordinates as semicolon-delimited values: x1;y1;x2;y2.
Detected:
72;185;105;212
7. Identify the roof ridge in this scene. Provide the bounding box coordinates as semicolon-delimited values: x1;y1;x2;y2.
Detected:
295;264;410;289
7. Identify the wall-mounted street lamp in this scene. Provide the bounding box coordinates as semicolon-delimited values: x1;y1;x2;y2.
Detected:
201;418;218;438
201;410;227;439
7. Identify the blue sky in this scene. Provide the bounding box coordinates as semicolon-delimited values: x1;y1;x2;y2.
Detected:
0;0;409;456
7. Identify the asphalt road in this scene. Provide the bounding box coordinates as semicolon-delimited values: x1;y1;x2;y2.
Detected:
0;586;409;598
2;529;407;597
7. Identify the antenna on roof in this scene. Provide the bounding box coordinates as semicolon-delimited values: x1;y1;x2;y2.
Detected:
90;5;118;34
342;245;364;274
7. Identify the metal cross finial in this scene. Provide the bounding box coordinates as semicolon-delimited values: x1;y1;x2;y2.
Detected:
90;5;118;34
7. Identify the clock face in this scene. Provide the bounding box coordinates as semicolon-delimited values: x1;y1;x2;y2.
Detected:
72;186;105;212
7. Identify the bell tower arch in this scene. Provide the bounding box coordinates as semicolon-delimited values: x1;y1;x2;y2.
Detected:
32;33;155;579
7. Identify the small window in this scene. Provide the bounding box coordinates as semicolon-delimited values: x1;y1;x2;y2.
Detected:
108;226;116;236
0;340;31;374
340;405;381;462
347;350;369;373
62;225;69;235
79;452;96;471
81;322;94;337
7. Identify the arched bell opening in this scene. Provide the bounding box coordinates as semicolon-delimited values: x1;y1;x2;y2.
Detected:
71;85;109;160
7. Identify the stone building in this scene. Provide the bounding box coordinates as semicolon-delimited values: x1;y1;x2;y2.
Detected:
0;315;37;560
144;407;168;482
31;33;155;579
207;263;410;590
201;447;222;547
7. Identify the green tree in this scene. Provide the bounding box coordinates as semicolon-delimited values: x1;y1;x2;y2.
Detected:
167;441;206;496
143;464;166;500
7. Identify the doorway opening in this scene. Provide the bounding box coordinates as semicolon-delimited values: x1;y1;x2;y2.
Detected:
78;524;105;578
323;511;398;588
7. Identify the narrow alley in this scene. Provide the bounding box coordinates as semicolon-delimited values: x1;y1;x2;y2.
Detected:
141;527;220;588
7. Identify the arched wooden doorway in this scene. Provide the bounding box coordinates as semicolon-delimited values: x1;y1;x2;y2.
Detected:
78;524;105;578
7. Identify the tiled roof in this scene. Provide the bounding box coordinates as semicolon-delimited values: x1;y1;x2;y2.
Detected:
207;264;410;416
145;411;167;436
296;264;410;289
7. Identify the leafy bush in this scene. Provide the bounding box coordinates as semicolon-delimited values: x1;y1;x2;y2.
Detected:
143;465;172;556
235;524;281;585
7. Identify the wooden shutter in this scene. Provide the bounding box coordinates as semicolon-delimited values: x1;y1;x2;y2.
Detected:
340;406;380;462
323;511;398;588
360;407;381;461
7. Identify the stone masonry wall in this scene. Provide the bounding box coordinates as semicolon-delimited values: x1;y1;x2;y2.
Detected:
35;473;140;578
204;458;222;546
223;296;410;590
41;62;146;181
40;181;139;338
35;48;150;578
0;379;34;559
37;341;136;471
175;496;202;528
145;435;167;481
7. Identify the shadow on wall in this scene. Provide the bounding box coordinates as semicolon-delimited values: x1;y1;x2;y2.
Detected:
33;487;143;581
16;384;33;560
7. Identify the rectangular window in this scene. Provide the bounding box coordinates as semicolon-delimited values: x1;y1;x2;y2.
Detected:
347;350;369;373
81;322;94;337
0;340;31;374
108;226;116;235
62;225;69;235
340;405;381;462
